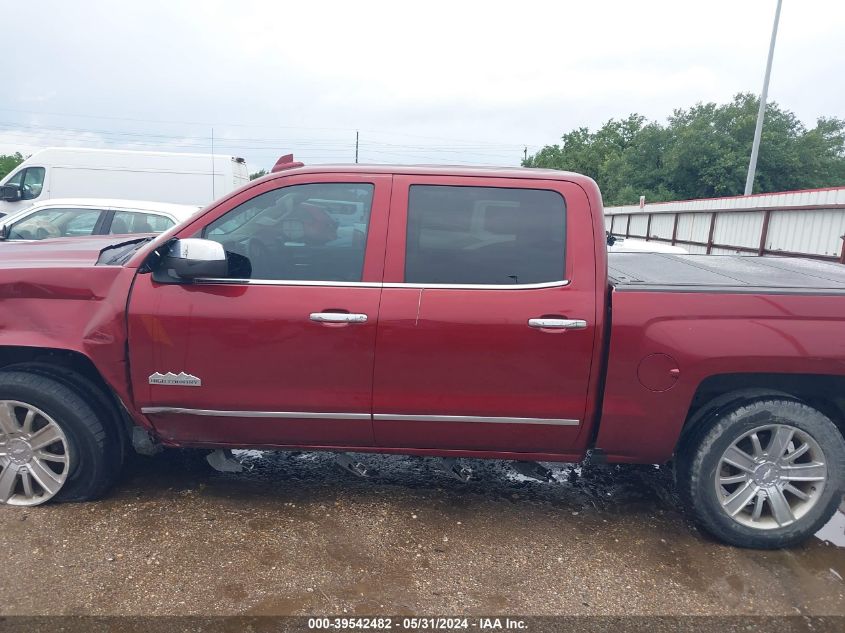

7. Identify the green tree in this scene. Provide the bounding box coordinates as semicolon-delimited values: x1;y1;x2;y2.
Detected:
524;94;845;206
249;169;268;180
0;153;24;180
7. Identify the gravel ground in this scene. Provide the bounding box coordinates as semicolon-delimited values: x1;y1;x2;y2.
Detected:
0;449;843;616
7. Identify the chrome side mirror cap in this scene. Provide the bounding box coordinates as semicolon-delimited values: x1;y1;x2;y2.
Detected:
153;238;228;283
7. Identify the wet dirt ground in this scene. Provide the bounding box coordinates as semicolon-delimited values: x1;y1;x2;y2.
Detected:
0;449;843;616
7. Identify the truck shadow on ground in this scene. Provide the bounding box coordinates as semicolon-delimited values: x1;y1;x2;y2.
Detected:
112;449;845;614
123;449;680;514
4;447;844;616
121;448;842;551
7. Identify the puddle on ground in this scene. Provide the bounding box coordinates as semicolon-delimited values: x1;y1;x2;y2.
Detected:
8;447;841;616
226;450;844;549
816;510;845;547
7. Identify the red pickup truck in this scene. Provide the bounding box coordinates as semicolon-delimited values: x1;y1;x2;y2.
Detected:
0;163;843;549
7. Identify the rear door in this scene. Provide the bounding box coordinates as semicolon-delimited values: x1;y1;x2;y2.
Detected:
128;173;390;447
372;176;598;455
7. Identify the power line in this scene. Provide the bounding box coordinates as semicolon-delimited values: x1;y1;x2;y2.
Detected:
0;126;526;168
0;106;532;150
0;122;530;154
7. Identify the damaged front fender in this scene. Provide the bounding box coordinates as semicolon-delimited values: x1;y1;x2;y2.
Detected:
0;242;148;431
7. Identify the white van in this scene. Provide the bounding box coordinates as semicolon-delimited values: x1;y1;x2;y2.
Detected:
0;147;249;216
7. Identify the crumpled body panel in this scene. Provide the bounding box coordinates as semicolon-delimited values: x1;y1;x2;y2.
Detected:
0;237;146;427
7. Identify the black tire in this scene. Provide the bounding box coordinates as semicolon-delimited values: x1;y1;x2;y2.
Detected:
0;370;122;503
6;362;130;471
678;398;845;549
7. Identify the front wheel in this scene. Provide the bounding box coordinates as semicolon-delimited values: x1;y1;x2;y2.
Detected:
678;398;845;549
0;371;121;506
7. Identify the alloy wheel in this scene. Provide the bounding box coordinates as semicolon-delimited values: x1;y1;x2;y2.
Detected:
715;424;827;529
0;400;70;506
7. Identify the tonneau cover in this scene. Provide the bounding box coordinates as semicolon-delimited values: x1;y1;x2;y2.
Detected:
608;253;845;294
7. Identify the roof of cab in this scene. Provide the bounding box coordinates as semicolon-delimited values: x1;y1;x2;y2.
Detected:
259;163;597;185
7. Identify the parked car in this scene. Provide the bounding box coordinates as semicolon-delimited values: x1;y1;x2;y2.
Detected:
0;162;842;550
0;199;200;241
0;147;249;216
607;235;689;254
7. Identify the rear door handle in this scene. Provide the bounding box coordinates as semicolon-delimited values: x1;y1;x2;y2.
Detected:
310;312;368;324
528;318;587;330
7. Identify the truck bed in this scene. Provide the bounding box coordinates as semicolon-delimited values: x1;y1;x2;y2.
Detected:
608;253;845;294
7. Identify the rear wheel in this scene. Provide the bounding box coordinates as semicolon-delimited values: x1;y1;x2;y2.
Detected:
678;398;845;548
0;371;121;506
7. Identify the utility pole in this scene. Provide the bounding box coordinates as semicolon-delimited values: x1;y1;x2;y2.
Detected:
523;146;528;163
211;127;215;199
744;0;783;196
355;130;359;164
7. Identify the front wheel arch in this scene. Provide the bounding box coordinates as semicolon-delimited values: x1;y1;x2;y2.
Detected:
0;347;134;458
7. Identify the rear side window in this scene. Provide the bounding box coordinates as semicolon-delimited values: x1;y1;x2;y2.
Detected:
204;182;374;281
109;211;173;234
405;185;566;285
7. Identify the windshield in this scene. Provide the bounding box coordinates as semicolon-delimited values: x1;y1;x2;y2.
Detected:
7;207;101;240
0;204;38;224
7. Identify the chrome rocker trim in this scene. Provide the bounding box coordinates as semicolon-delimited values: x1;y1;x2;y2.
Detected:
141;407;580;426
140;408;370;420
373;413;580;426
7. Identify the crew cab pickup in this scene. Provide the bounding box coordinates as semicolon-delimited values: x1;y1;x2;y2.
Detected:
0;164;843;549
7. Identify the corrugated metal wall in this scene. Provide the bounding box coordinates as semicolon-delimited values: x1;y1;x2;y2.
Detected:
676;213;712;244
713;212;764;249
766;210;845;258
650;214;674;240
604;187;845;263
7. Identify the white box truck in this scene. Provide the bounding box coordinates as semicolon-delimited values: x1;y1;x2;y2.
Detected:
0;147;250;216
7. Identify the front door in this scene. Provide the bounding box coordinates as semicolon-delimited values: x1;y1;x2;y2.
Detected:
372;176;598;455
128;173;391;447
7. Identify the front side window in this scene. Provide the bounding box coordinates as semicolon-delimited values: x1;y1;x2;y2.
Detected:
110;211;174;235
204;182;374;281
405;185;566;285
9;207;102;240
20;167;45;201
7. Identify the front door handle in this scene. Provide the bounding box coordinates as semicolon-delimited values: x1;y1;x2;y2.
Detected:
310;312;368;324
528;318;587;330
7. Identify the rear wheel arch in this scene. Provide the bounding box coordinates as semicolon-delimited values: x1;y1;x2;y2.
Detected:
679;372;845;450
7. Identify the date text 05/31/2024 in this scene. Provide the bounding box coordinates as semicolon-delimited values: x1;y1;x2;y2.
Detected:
307;617;528;630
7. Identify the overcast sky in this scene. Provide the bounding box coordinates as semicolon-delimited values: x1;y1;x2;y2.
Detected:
1;0;843;171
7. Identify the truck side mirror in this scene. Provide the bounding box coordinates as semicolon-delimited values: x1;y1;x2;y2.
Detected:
152;238;228;283
0;224;8;240
0;185;21;202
